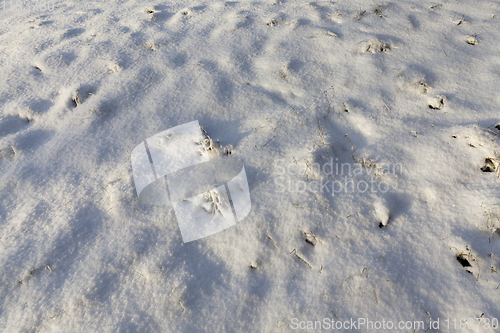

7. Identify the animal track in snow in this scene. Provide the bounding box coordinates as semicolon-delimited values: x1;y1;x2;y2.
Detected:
359;39;393;54
0;147;16;161
428;95;447;110
70;85;97;108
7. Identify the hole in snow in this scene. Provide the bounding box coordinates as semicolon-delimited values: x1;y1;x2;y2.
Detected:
456;255;471;267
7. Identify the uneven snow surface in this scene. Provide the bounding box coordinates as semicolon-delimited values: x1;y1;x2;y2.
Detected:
1;0;500;331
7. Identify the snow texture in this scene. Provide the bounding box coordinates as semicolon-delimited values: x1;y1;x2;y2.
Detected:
1;0;500;331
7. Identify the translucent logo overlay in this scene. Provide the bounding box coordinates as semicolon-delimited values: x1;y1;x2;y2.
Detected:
131;120;251;243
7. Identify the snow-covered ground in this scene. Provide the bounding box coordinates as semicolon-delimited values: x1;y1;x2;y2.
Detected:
1;0;500;331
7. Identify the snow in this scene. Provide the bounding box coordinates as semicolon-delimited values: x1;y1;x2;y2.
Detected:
1;0;500;331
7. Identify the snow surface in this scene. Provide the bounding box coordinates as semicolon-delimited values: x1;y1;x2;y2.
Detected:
1;0;500;331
